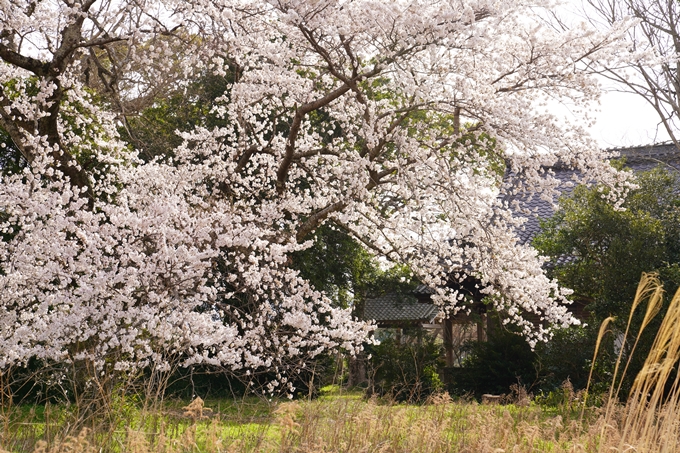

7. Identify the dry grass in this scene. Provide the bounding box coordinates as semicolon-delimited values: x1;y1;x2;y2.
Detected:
0;392;608;453
5;273;680;452
594;273;680;452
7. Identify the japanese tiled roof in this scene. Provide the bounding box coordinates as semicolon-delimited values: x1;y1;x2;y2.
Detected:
413;284;435;295
511;142;680;246
364;293;439;323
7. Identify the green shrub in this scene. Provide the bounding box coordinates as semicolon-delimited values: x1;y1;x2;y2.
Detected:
535;323;616;394
365;328;443;402
446;328;538;399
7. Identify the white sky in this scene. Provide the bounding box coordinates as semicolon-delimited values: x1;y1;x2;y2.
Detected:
550;0;675;149
591;88;672;148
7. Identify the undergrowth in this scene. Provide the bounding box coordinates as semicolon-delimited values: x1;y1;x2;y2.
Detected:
4;273;680;452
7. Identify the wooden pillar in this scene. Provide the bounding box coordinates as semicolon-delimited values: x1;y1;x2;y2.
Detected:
477;313;487;342
486;312;495;338
444;318;454;367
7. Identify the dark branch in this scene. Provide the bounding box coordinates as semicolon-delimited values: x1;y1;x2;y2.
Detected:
296;200;348;242
0;44;50;75
275;83;352;194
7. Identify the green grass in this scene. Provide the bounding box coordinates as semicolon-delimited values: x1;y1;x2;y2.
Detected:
2;390;601;453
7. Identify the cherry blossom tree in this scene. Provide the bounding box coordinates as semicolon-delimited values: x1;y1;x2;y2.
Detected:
0;0;635;389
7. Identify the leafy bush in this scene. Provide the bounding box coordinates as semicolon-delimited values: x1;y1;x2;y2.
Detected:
534;324;616;395
446;328;539;399
534;166;680;397
365;328;443;402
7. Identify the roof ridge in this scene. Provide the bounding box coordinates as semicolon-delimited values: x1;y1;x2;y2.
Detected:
607;142;678;159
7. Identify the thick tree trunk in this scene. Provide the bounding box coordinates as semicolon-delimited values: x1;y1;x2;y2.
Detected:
348;294;368;387
347;353;367;387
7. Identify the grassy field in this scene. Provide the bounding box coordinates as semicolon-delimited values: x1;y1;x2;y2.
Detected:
4;275;680;453
0;387;621;453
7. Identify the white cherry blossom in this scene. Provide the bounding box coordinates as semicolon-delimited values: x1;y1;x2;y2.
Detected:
0;0;635;380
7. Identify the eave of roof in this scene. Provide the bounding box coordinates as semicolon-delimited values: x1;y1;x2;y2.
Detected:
364;293;439;323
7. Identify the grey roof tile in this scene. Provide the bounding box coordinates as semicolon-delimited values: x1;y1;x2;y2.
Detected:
510;143;680;246
364;293;439;323
413;284;435;295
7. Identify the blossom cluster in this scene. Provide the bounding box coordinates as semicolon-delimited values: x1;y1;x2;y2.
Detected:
0;0;635;377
